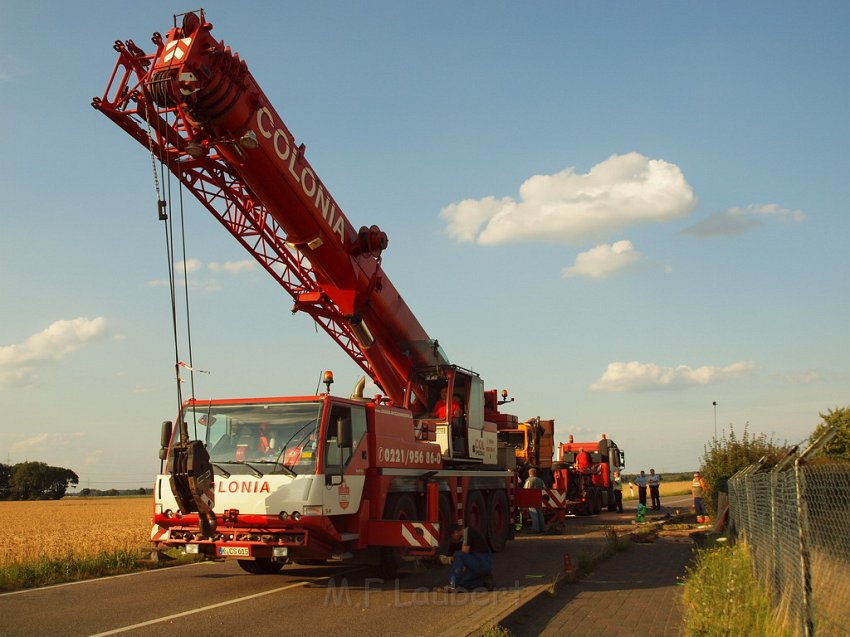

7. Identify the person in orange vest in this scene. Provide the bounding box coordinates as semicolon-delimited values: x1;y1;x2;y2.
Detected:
575;448;591;471
434;387;461;420
692;471;708;522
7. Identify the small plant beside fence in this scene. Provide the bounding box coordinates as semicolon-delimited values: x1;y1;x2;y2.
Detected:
727;427;850;636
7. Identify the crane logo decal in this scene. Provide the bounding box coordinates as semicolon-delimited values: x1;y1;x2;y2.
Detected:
160;37;192;65
255;107;346;243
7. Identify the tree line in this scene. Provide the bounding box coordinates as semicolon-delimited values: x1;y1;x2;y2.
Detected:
0;461;79;500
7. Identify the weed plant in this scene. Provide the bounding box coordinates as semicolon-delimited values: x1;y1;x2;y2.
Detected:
682;541;790;637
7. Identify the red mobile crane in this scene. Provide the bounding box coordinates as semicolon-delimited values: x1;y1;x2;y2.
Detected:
94;10;518;574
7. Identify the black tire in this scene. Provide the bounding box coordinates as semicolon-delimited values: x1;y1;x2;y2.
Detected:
486;489;510;552
237;558;284;574
437;492;455;556
464;490;487;535
379;493;418;578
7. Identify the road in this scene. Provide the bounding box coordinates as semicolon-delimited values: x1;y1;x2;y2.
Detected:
1;499;695;637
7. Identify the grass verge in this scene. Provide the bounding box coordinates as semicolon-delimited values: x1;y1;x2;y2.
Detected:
681;540;791;637
0;547;200;592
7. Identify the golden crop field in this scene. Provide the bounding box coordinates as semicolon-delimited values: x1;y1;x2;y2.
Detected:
622;480;692;500
0;497;152;567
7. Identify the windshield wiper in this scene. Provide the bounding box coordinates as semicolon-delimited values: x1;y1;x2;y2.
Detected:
251;460;296;478
211;463;231;478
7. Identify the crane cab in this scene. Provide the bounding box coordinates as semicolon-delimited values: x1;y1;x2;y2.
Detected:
407;366;498;464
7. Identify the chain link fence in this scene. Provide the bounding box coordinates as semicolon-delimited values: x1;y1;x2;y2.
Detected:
727;431;850;636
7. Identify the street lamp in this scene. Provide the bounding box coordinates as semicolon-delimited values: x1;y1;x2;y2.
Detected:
712;401;717;439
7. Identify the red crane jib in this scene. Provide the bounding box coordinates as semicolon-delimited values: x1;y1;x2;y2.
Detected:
95;12;437;403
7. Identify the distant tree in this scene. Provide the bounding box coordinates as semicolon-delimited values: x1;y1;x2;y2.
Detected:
9;462;79;500
700;423;790;515
105;488;119;496
0;463;12;499
809;406;850;458
79;488;92;497
137;487;147;496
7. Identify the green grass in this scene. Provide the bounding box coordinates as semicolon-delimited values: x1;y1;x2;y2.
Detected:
682;541;791;637
0;548;200;592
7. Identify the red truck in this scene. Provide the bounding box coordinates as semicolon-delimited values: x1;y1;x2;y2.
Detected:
95;10;520;575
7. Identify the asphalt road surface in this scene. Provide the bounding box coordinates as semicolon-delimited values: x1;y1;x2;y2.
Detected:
1;499;696;637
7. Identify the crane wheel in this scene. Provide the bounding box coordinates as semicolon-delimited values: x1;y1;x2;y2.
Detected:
378;493;418;578
486;490;510;552
464;491;487;535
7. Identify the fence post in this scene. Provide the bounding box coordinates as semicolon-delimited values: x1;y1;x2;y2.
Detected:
794;427;838;637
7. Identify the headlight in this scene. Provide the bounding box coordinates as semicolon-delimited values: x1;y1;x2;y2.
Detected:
185;544;199;554
278;511;289;521
273;546;289;557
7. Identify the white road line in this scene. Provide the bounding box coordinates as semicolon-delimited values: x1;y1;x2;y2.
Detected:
88;574;343;636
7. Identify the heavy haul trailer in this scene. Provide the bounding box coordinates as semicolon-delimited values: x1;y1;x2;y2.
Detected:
513;434;625;525
95;10;517;575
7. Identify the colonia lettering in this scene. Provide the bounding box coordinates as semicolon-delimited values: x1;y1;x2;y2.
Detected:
255;107;346;243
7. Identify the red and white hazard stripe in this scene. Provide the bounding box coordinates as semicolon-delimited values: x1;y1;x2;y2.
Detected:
400;522;440;548
542;489;567;509
160;37;193;65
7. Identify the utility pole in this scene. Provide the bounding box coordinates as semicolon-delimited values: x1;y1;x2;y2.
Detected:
712;401;718;439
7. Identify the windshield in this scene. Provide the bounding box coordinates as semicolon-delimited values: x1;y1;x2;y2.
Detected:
180;401;322;475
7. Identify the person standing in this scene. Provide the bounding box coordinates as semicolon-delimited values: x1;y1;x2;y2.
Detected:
612;470;624;513
692;471;708;523
632;470;648;508
443;524;494;592
648;468;662;510
524;468;547;533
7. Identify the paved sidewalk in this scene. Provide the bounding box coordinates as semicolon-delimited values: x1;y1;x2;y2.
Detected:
500;538;694;637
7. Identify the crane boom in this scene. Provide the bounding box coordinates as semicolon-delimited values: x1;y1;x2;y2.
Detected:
93;10;445;404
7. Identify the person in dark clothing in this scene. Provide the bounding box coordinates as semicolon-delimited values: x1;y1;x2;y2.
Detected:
442;524;494;592
633;470;648;508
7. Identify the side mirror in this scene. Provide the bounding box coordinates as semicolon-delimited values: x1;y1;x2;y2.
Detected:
337;417;353;448
160;421;173;448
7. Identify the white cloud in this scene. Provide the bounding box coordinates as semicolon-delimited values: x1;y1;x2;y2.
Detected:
208;259;257;273
10;432;86;455
176;258;203;274
441;152;696;245
683;203;805;238
590;360;757;392
0;317;108;388
562;240;643;279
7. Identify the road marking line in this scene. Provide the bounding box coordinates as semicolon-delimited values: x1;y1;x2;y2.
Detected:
88;573;346;636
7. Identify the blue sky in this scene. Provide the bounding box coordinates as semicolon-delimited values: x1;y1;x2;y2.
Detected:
1;1;848;489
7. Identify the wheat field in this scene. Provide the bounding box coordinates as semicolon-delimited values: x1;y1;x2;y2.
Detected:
0;497;152;567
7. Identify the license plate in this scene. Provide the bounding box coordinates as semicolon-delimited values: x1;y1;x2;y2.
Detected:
218;546;250;557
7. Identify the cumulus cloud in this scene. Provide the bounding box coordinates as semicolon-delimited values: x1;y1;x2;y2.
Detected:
441;152;696;245
0;317;108;388
590;360;757;392
208;259;257;273
148;258;256;289
11;432;86;454
175;258;203;274
562;240;643;279
682;203;805;238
